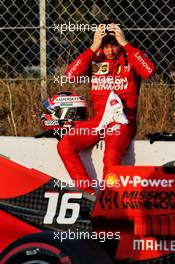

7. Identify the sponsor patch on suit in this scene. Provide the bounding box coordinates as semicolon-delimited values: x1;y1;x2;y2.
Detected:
92;62;109;74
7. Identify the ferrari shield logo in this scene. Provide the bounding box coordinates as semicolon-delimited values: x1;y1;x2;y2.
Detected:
116;64;121;74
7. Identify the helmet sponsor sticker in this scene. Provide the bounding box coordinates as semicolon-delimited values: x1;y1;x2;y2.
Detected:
53;96;83;103
44;120;60;126
60;102;73;107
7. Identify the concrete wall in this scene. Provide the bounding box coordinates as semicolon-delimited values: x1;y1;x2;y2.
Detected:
0;137;175;181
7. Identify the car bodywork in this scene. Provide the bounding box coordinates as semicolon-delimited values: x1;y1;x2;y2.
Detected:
0;156;175;263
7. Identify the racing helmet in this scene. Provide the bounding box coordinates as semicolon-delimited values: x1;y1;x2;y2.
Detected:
41;91;89;130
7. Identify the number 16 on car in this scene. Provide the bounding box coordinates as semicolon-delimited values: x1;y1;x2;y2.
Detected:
43;192;83;225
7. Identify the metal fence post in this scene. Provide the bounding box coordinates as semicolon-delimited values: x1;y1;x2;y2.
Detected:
40;0;47;100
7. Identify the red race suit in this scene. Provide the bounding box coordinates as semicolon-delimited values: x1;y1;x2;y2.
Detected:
57;43;156;192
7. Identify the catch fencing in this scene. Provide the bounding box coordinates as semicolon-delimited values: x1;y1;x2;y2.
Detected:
1;0;175;98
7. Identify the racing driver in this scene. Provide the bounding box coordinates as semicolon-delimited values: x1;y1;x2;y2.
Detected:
57;22;156;193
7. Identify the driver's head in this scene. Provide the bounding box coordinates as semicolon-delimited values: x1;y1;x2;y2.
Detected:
101;35;121;59
100;20;122;59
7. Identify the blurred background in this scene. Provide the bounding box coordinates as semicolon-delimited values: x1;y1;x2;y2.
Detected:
0;0;175;138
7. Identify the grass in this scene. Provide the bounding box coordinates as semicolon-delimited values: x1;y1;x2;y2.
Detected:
0;80;174;139
137;83;175;139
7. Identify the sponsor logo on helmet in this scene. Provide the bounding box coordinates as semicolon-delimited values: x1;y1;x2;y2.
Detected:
53;96;83;103
60;102;73;107
44;120;60;126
